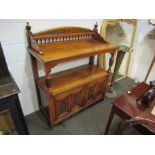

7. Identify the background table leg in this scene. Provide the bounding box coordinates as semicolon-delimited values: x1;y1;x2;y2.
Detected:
104;106;115;135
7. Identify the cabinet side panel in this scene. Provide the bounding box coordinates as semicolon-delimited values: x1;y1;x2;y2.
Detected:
38;87;50;122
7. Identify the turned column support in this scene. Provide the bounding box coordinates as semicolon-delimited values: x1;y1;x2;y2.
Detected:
44;65;52;88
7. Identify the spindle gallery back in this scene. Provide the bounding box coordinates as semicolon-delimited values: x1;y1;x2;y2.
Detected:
26;23;118;128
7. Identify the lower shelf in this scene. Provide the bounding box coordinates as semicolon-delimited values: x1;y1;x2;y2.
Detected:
37;64;108;95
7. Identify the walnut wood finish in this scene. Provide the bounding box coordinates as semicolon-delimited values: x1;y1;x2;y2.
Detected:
105;82;155;134
26;23;118;127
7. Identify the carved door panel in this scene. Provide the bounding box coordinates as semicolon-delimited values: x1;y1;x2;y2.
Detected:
54;87;83;119
70;88;83;111
83;82;96;105
55;94;69;119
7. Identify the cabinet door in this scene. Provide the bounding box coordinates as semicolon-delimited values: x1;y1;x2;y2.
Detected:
55;94;69;119
83;82;96;105
54;87;83;119
70;88;83;111
83;79;107;105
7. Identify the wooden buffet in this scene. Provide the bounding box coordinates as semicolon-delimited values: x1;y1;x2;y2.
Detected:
26;23;118;128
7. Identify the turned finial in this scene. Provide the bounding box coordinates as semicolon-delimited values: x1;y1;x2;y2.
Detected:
94;22;98;32
26;22;31;31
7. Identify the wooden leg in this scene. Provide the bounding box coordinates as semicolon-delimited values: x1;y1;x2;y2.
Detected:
29;55;42;104
44;67;52;88
48;95;56;128
104;105;115;135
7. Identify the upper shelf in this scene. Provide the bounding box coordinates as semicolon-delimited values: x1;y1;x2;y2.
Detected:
28;39;118;65
26;24;118;65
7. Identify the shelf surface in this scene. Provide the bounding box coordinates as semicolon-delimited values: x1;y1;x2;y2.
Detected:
0;75;20;100
37;64;108;95
29;40;118;64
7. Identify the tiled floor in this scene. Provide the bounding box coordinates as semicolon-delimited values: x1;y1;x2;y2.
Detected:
25;77;140;135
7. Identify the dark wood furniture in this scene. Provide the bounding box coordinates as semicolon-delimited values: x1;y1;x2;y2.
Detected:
26;23;118;128
104;82;155;134
116;116;155;134
0;43;29;135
